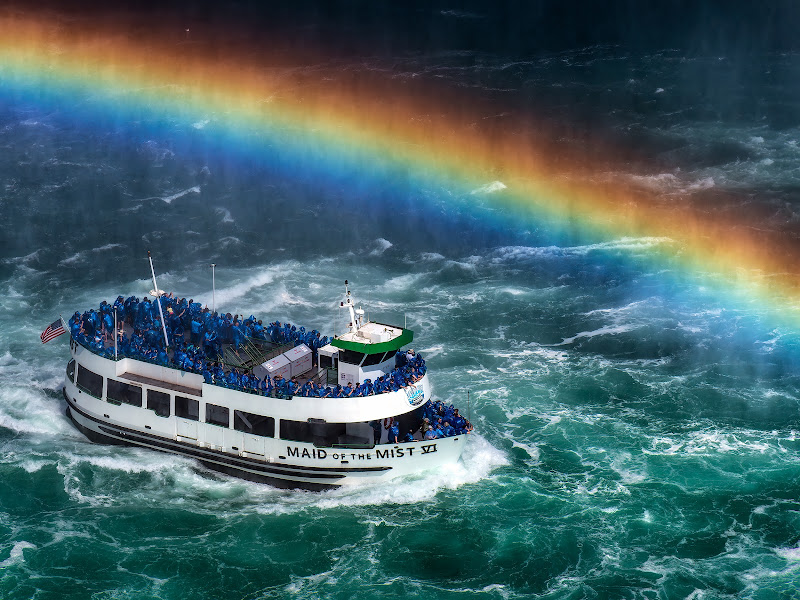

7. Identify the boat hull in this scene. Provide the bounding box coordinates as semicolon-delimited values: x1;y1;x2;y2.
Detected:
63;355;468;491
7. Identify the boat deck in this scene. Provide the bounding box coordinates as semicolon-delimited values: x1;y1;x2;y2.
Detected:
116;320;327;388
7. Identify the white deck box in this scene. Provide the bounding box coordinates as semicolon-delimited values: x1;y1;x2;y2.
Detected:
284;344;312;378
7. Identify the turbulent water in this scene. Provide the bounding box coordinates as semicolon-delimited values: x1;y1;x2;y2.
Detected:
4;5;800;599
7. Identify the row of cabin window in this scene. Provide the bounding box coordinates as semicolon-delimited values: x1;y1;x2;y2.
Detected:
70;360;274;437
69;361;342;442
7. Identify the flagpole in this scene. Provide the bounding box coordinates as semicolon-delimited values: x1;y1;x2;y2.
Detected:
114;309;118;360
148;251;171;350
211;263;216;314
59;314;68;344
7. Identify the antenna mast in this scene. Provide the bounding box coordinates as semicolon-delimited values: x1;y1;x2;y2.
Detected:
148;251;170;349
211;263;216;314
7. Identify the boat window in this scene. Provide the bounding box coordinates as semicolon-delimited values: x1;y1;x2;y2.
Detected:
175;396;199;421
280;420;349;446
280;420;312;443
76;365;103;399
205;403;229;428
107;379;143;407
66;359;76;383
147;390;170;418
319;354;333;369
361;351;388;367
234;411;275;437
338;349;366;365
308;421;347;447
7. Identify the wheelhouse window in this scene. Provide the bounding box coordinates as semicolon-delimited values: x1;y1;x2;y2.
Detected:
147;390;170;417
66;359;76;383
361;351;388;367
76;365;103;399
106;379;143;407
205;403;229;427
338;349;366;365
175;396;199;421
234;411;275;437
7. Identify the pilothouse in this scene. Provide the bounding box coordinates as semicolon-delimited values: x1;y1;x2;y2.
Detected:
61;271;472;490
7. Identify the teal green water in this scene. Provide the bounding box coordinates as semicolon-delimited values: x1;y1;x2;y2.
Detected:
4;11;800;598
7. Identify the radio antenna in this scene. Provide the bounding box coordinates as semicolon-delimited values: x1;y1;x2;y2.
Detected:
148;251;170;349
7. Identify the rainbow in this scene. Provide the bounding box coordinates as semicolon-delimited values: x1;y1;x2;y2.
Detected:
3;14;800;326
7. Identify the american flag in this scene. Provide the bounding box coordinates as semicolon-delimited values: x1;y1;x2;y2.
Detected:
41;319;66;344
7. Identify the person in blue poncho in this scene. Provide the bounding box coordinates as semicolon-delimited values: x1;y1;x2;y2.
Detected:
389;421;400;444
202;363;213;384
232;317;244;350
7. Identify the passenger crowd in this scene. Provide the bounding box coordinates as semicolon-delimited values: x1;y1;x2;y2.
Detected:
373;399;473;443
68;295;427;400
420;399;473;439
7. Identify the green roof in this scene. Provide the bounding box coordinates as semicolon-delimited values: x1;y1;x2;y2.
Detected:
331;328;414;355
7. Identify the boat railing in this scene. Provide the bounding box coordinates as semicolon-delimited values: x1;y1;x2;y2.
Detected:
72;333;427;400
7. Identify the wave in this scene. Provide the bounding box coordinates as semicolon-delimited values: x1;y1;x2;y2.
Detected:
0;541;36;568
555;324;638;346
160;186;200;204
215;207;234;223
369;238;393;256
470;180;507;195
252;435;508;513
492;237;674;262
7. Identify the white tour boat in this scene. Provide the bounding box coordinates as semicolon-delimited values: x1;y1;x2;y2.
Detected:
61;274;470;490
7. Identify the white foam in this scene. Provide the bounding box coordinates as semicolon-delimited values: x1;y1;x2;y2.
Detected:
1;250;41;267
470;181;507;194
688;176;715;190
642;429;779;457
0;541;36;568
217;236;242;249
91;243;123;253
493;238;673;262
556;324;637;346
511;441;540;462
192;119;210;130
500;287;528;296
655;87;665;94
0;385;70;436
629;172;679;190
58;252;84;266
419;345;443;358
215;207;234;223
776;545;800;561
369;238;393;256
381;273;422;291
161;186;200;204
247;435;508;514
206;266;281;308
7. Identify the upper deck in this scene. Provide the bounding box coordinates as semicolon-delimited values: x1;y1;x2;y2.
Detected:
68;286;426;404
